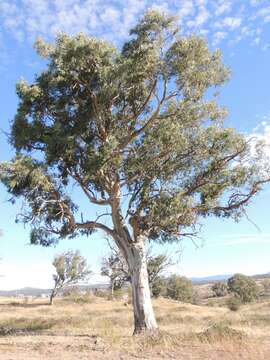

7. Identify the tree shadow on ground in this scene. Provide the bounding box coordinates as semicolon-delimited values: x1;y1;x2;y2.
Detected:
0;301;50;308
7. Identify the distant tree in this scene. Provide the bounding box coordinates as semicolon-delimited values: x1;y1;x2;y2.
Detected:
101;243;171;297
151;276;167;298
166;275;194;303
226;296;241;311
147;254;172;295
211;282;228;297
1;10;269;334
227;274;259;303
50;250;91;305
261;279;270;295
101;245;130;296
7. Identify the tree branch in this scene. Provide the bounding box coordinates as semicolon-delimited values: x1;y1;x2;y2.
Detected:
75;221;115;238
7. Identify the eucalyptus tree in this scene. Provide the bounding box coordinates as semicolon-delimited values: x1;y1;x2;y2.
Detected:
50;250;91;305
0;11;269;334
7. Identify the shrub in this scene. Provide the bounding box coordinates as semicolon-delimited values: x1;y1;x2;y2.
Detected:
198;323;244;342
63;287;96;303
227;297;241;311
206;299;215;307
151;277;167;298
262;279;270;295
211;282;228;297
166;275;194;303
227;274;259;303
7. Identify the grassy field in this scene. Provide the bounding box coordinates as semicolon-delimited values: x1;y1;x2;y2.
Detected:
0;295;270;359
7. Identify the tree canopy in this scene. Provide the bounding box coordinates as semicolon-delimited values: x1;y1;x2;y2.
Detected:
1;11;268;247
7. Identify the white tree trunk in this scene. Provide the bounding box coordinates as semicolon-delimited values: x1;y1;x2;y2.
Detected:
110;187;157;334
126;240;158;334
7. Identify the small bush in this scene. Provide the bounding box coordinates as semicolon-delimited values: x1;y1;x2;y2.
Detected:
63;287;96;303
151;277;167;298
211;282;228;297
206;299;215;307
107;288;128;301
227;297;241;311
198;323;244;342
262;279;270;295
166;275;194;303
227;274;259;303
94;289;110;298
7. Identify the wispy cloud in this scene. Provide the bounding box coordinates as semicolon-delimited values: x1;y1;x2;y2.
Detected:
0;0;269;50
216;17;242;30
210;233;270;247
215;1;232;16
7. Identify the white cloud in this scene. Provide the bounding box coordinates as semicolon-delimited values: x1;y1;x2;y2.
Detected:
0;0;269;49
250;0;261;6
215;1;232;16
187;5;209;28
212;31;228;45
177;0;195;22
255;5;270;22
217;16;242;29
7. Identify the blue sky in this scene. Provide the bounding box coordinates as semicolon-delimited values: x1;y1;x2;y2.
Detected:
0;0;270;290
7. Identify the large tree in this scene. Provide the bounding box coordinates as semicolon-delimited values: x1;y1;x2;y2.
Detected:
0;11;269;334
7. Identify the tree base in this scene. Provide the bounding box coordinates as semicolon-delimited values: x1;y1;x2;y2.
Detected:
133;326;159;336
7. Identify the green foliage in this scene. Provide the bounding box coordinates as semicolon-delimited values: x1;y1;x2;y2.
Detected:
151;277;167;298
211;282;228;297
50;250;91;303
261;279;270;295
166;275;194;303
147;253;172;296
0;10;267;249
227;274;259;303
226;297;241;311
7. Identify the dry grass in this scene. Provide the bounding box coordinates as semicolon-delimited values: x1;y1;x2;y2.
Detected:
0;296;269;359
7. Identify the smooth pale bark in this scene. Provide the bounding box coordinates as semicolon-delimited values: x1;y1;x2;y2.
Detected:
110;183;158;334
126;241;158;334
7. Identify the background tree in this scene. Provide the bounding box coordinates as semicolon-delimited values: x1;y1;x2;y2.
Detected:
211;281;228;297
151;276;167;298
261;279;270;295
50;250;91;305
101;243;171;297
0;10;269;334
147;253;172;295
227;274;259;303
166;275;194;303
101;244;130;296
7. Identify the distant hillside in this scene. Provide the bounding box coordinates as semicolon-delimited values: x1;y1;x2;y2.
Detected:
0;287;51;297
0;283;109;297
191;272;270;284
1;272;269;296
191;275;232;284
253;272;270;279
